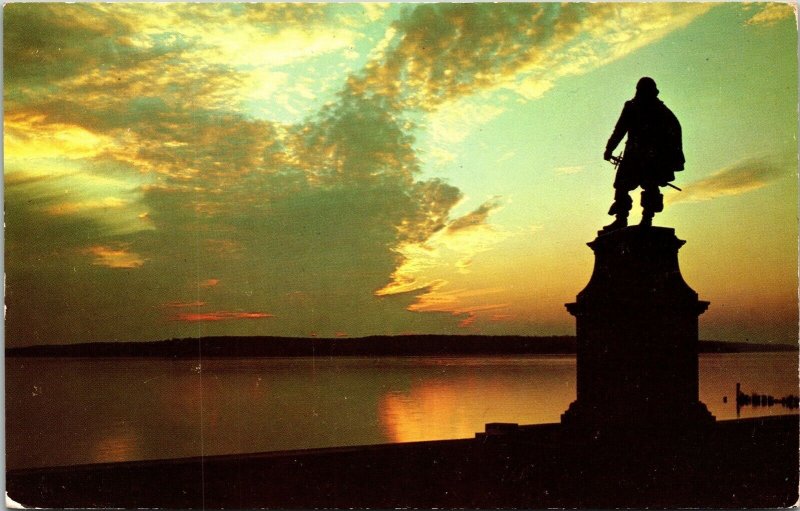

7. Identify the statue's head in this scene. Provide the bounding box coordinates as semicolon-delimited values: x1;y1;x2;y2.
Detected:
636;77;659;98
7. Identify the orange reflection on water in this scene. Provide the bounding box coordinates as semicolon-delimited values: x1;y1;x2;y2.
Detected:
379;381;481;442
378;365;576;443
90;423;141;464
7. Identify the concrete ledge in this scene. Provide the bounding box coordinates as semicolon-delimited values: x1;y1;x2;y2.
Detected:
7;415;798;508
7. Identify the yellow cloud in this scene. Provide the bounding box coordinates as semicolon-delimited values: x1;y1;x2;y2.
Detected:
409;288;508;314
75;4;358;120
746;3;795;25
377;197;509;298
362;3;390;23
406;284;509;329
5;115;115;160
208;27;357;68
85;245;145;269
504;3;714;99
512;79;555;101
670;157;787;204
342;3;714;114
44;197;128;216
4;162;153;236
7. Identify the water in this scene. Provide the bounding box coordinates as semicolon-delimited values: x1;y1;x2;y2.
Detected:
6;353;797;470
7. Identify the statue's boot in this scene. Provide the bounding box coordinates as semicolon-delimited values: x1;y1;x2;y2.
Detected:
601;214;628;234
639;189;661;228
604;190;632;234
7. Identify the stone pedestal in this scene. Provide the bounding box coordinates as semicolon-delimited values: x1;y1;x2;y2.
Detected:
561;226;714;437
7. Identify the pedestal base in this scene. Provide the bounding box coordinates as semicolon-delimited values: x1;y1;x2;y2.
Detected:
561;399;715;441
562;226;714;441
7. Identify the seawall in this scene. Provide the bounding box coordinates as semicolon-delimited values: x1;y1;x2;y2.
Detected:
7;415;798;508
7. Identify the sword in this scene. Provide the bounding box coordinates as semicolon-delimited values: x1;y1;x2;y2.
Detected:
608;153;682;191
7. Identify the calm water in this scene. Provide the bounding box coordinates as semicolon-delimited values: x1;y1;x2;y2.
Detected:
6;353;797;469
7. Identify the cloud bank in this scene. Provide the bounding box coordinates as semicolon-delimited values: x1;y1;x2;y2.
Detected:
4;3;716;344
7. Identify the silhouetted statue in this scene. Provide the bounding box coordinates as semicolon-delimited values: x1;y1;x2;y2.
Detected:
601;77;684;233
562;226;715;438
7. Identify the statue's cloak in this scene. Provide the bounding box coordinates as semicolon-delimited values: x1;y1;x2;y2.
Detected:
608;97;684;191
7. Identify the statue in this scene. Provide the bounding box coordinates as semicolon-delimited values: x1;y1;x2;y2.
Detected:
601;77;684;233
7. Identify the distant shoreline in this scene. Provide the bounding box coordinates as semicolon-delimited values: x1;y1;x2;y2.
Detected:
5;335;797;358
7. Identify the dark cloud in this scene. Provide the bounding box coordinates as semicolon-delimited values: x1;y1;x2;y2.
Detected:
2;4;499;346
349;3;590;109
294;88;419;185
6;103;465;347
4;4;133;86
347;3;714;108
4;199;165;345
447;197;503;234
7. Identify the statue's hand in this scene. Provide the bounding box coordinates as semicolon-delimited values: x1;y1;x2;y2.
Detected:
603;149;613;161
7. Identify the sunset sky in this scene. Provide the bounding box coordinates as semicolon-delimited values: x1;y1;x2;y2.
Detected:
4;2;797;347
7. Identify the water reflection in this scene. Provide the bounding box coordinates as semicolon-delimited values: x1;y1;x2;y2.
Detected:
6;353;797;469
379;358;576;443
699;353;799;420
90;421;142;464
734;383;800;416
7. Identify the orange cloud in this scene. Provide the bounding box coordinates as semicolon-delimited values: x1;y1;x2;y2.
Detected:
171;311;273;322
85;245;145;269
406;285;510;329
490;313;514;322
200;279;220;288
458;313;477;328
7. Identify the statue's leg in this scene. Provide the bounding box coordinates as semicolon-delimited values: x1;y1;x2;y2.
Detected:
607;188;632;217
640;186;663;227
602;188;631;233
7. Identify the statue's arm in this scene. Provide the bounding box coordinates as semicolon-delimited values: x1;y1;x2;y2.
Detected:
604;103;629;159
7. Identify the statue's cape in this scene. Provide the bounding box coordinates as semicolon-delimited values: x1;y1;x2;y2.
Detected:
624;97;685;174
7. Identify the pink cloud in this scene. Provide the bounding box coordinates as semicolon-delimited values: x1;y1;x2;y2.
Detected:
172;311;273;322
458;313;477;328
